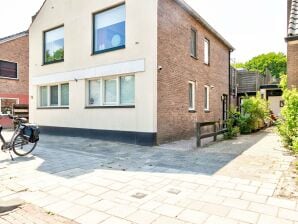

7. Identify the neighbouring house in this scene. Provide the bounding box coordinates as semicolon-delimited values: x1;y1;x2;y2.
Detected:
286;0;298;88
230;68;283;117
0;31;29;128
29;0;234;146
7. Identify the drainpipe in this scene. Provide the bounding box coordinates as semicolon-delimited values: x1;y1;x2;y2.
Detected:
228;50;231;110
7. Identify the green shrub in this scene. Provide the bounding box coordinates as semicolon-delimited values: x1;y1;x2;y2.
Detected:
224;107;240;140
277;75;298;153
240;93;270;134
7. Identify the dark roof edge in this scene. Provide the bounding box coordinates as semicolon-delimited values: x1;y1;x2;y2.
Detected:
0;30;28;44
285;35;298;42
174;0;235;51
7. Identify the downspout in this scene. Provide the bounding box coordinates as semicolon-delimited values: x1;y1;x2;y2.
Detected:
228;50;231;110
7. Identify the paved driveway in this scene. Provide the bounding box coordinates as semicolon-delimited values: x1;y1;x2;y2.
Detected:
0;129;297;224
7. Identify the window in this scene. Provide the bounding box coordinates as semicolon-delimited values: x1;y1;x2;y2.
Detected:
204;38;210;65
87;75;135;107
93;4;126;54
44;26;64;64
0;60;17;79
61;83;69;106
50;85;59;106
38;83;69;108
88;80;101;105
188;81;195;111
204;85;210;111
190;28;197;58
104;79;117;105
0;98;18;115
120;76;135;105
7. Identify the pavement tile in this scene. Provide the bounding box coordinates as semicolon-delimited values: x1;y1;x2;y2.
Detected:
75;210;110;224
258;214;293;224
222;198;250;210
126;210;159;224
59;204;91;220
248;202;278;216
227;208;259;223
154;204;184;218
241;192;267;204
151;216;190;224
205;215;238;224
278;208;298;222
267;197;296;210
177;209;209;224
100;217;132;224
106;205;137;219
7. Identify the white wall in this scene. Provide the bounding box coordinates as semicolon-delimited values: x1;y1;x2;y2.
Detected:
29;0;158;133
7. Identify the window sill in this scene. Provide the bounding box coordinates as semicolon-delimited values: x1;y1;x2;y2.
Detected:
189;109;196;113
204;110;210;113
0;77;19;80
92;45;125;56
190;55;198;60
204;62;210;66
85;105;135;109
37;107;69;110
42;59;64;66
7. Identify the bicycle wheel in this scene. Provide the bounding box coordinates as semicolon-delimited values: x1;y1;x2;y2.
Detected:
12;134;37;156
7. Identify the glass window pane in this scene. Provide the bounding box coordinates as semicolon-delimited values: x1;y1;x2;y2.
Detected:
0;61;17;79
120;76;135;105
104;79;117;104
89;80;101;105
50;85;58;106
191;29;197;57
204;87;209;110
204;39;209;64
40;86;48;107
94;5;126;53
45;27;64;63
61;83;69;106
189;83;193;109
1;98;17;114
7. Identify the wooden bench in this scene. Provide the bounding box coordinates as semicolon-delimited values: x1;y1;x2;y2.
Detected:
196;120;227;147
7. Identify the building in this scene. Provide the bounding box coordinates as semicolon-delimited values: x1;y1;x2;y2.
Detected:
0;31;29;128
29;0;234;146
286;0;298;88
230;68;283;117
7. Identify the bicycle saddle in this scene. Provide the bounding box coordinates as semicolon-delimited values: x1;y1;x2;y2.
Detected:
0;125;2;132
8;115;27;123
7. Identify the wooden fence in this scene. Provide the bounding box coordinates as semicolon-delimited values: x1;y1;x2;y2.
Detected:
196;120;227;147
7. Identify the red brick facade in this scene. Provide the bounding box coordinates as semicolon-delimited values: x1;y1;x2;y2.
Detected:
157;0;230;143
0;33;29;128
287;41;298;88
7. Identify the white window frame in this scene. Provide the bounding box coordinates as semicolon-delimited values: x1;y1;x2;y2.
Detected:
38;83;69;108
0;97;19;115
204;85;210;111
204;38;210;65
190;28;197;58
188;81;196;111
86;74;135;107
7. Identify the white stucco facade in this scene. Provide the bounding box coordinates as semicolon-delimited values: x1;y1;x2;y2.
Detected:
29;0;158;134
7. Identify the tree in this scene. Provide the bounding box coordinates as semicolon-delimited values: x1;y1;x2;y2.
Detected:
232;62;246;69
244;52;287;78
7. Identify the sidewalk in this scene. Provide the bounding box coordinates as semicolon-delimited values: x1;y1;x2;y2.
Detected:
0;128;297;224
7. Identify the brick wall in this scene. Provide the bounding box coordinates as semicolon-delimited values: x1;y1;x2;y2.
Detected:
157;0;230;144
0;34;29;128
287;40;298;88
0;35;29;95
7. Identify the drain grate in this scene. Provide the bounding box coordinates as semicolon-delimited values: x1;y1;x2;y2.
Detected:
131;192;147;199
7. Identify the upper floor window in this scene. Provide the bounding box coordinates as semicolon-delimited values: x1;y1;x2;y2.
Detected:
0;60;17;79
190;28;197;58
204;38;210;65
44;26;64;64
93;4;126;55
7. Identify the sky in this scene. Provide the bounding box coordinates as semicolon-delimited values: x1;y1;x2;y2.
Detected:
0;0;287;63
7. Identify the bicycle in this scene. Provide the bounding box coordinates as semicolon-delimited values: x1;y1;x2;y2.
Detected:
0;115;40;160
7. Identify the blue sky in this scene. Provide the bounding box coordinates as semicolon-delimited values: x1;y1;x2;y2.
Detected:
0;0;287;62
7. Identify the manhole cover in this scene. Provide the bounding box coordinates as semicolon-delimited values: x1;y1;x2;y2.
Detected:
131;192;147;199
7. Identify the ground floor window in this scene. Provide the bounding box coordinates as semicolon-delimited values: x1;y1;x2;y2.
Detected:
188;81;196;111
87;75;135;107
38;83;69;108
204;85;210;111
0;98;19;114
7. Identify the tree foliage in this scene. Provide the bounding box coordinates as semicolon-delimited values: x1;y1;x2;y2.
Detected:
234;52;287;78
